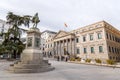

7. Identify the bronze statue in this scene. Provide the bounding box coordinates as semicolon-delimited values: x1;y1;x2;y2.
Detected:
32;13;40;28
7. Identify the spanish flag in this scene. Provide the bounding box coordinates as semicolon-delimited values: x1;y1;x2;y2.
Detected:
64;23;68;27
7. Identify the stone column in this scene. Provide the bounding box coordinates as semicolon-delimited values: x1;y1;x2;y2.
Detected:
70;38;72;55
53;42;56;56
72;38;75;55
74;38;76;54
60;41;62;60
55;42;57;56
63;40;65;55
57;41;59;56
60;40;63;56
58;41;61;60
59;41;62;56
66;39;68;55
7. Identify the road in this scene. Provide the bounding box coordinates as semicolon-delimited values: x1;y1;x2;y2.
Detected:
0;60;119;80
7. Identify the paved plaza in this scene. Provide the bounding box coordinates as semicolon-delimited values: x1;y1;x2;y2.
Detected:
0;60;120;80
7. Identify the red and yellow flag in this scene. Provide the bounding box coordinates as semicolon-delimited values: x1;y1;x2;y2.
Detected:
64;23;68;27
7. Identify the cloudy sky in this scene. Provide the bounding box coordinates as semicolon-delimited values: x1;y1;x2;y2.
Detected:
0;0;120;32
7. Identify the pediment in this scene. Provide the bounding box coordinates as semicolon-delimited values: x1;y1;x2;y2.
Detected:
53;30;69;39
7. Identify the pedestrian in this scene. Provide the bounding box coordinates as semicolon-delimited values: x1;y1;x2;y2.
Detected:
57;56;59;61
65;57;68;62
65;55;68;62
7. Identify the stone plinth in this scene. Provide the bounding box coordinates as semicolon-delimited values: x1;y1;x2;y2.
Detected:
8;27;55;73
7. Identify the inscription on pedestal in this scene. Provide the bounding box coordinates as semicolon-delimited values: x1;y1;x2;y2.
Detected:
35;37;40;47
27;37;32;47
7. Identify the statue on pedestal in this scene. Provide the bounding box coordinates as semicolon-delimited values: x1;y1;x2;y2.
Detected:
8;13;55;73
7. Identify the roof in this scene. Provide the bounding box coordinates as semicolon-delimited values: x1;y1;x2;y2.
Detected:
53;30;75;39
41;30;57;34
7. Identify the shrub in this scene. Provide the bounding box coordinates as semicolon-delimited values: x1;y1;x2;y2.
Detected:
76;57;81;61
70;57;75;61
85;59;91;63
95;59;102;64
106;59;116;65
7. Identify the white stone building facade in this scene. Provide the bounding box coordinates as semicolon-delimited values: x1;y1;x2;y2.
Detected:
40;30;57;57
44;21;120;62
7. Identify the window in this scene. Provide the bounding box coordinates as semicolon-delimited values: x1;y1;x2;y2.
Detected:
83;36;86;42
115;37;117;42
115;48;117;53
91;47;94;53
112;36;114;41
110;34;112;40
76;38;79;43
99;46;103;53
109;46;111;52
51;44;52;47
77;49;80;54
106;33;109;39
109;56;112;60
117;49;119;54
90;34;93;41
98;33;102;39
112;47;114;53
84;48;87;53
113;57;115;59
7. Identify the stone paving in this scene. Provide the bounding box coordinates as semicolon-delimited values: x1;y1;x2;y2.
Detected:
0;60;120;80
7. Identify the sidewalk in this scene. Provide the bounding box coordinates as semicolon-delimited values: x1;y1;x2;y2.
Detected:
68;61;120;68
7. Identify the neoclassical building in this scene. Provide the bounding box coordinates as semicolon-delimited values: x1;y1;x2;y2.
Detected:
41;30;57;57
44;21;120;61
53;31;76;57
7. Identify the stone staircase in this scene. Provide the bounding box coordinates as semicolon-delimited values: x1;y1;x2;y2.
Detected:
8;60;55;73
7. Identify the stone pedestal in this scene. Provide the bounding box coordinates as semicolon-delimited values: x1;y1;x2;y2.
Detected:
8;27;55;73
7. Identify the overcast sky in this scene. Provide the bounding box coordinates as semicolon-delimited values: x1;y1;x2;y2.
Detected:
0;0;120;32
